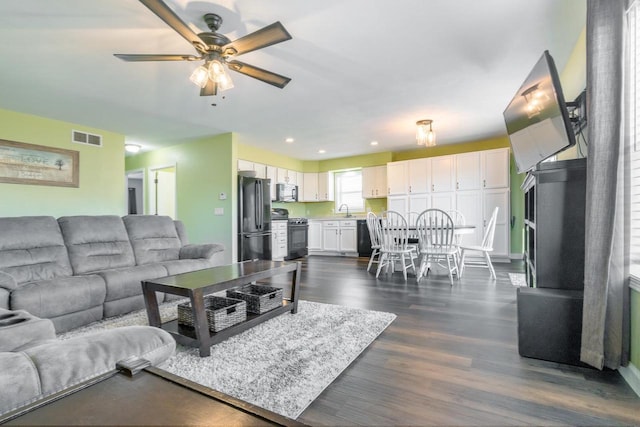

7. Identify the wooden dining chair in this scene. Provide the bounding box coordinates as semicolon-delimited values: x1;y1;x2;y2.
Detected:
459;207;499;279
376;210;416;281
415;209;459;285
447;209;466;262
366;211;382;272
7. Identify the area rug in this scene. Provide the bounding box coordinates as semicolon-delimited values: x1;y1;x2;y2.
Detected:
508;272;527;287
59;300;396;419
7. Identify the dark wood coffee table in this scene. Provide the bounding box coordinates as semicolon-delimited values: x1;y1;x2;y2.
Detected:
1;358;307;426
141;260;301;357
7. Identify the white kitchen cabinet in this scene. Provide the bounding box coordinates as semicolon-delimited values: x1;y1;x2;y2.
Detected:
386;161;408;196
431;155;455;193
254;162;267;179
308;220;323;251
456;152;481;191
362;165;387;199
321;220;357;253
237;159;254;172
431;192;455;212
482;148;510;189
271;220;288;261
275;168;299;185
482;188;510;258
408;158;430;194
387;196;408;217
303;172;319;201
408;194;430;215
318;172;334;201
296;171;304;199
455;190;483;246
302;172;333;202
266;166;277;201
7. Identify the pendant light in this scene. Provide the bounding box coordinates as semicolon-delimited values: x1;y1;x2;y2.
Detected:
416;119;436;147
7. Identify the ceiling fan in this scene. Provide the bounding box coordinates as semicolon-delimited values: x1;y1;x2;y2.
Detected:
115;0;292;96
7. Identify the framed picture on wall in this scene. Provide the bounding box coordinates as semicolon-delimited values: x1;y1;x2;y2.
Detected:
0;139;79;188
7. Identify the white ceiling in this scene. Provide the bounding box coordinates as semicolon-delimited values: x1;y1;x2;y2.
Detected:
0;0;586;160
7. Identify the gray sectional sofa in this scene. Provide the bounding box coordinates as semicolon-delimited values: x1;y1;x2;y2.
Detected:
0;214;225;332
0;307;175;416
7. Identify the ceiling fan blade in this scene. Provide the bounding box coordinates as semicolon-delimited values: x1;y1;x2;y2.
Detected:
222;22;292;56
200;79;218;96
114;54;201;62
227;60;291;89
139;0;207;52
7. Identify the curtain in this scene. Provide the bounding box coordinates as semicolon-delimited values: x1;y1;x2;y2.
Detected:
581;0;629;369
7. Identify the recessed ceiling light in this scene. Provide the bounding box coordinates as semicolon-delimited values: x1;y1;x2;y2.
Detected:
124;143;141;153
370;141;378;146
285;137;294;143
318;149;326;154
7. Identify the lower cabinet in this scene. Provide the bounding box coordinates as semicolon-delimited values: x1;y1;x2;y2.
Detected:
271;220;288;261
308;221;323;251
308;219;358;256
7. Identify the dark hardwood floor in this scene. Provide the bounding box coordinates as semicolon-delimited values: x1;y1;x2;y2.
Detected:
280;256;639;426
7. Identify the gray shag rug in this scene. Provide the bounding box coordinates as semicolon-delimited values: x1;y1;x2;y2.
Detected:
59;300;396;419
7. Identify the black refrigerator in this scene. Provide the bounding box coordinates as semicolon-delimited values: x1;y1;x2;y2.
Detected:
238;176;272;261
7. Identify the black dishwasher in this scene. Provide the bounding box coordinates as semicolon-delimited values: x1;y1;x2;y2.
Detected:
357;219;372;257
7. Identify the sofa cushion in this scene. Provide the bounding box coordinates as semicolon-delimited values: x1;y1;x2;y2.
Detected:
0;216;72;285
96;264;168;302
30;326;175;398
0;352;41;416
58;216;136;275
10;275;106;319
123;215;182;265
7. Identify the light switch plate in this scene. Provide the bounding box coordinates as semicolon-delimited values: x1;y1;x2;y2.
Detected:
219;192;227;200
214;208;224;215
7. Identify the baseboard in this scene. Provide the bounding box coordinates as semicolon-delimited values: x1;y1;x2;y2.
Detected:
619;363;640;397
510;253;524;260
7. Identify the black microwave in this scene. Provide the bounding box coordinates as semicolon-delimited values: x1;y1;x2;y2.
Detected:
275;183;298;202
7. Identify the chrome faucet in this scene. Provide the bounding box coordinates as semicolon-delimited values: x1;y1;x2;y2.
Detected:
338;204;352;218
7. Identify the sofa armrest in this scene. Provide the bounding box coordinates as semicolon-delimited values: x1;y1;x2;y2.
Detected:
0;309;56;352
0;271;17;291
179;243;224;260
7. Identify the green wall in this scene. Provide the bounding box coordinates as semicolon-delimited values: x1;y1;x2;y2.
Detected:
0;108;125;217
125;133;235;264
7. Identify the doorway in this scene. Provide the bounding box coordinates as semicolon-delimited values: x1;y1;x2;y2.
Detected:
149;165;177;218
126;169;144;215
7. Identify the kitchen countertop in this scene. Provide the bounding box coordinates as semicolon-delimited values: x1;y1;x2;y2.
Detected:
307;216;368;220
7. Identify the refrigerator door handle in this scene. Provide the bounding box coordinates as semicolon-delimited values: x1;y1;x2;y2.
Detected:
243;232;272;237
258;180;263;230
254;181;260;230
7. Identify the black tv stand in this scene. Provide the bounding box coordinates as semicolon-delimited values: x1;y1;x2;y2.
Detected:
518;157;587;365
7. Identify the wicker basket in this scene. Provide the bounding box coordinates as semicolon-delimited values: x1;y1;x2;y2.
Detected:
177;296;246;333
226;284;283;314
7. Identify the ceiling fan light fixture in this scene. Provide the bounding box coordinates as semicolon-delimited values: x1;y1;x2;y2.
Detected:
416;119;436;147
208;60;225;78
207;60;234;91
189;65;210;88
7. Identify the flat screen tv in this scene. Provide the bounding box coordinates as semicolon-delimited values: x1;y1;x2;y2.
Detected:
503;50;576;173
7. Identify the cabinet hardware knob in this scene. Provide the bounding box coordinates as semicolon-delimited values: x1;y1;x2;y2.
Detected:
456;182;459;190
432;184;435;192
409;185;412;193
483;179;486;188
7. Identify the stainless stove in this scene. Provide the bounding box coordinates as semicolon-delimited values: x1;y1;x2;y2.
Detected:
286;218;308;260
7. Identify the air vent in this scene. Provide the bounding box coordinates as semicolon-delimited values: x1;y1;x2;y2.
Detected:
72;130;102;147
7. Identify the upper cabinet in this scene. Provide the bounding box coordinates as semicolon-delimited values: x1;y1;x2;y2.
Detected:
362;165;387;199
303;172;318;201
431;155;455;193
237;159;267;179
482;148;510;189
408;158;430;194
386;161;408;196
303;172;334;202
456;152;481;191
